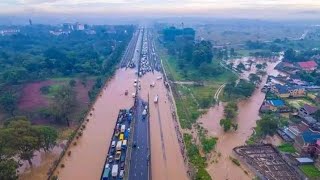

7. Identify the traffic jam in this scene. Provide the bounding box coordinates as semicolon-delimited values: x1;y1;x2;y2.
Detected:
101;109;133;180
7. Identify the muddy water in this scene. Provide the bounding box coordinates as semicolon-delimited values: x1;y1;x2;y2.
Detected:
200;60;281;180
52;69;136;180
19;142;65;180
139;72;188;180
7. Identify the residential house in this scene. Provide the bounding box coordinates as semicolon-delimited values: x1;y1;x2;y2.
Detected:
260;99;290;113
299;104;318;118
280;123;309;142
271;84;306;98
294;130;320;153
271;84;290;98
288;86;306;97
298;60;318;72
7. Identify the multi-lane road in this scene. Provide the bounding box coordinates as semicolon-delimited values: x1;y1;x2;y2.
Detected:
52;26;187;180
128;97;150;180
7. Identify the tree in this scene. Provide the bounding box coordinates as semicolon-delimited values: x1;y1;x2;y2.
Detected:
220;118;232;132
0;159;18;180
224;102;238;120
284;48;296;62
5;119;39;166
34;126;58;152
236;79;255;97
69;79;77;87
255;64;263;70
236;63;246;71
256;114;279;137
230;48;236;57
0;92;18;116
52;85;77;126
249;73;261;85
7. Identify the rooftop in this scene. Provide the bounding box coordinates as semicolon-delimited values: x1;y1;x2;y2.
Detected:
268;99;285;107
302;104;318;114
301;130;320;144
296;157;314;163
298;60;317;70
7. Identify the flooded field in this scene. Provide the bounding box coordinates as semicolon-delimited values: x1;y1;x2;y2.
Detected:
19;142;65;180
139;72;188;180
200;59;281;180
53;69;136;180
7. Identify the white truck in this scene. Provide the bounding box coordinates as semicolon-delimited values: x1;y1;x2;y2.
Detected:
120;125;125;133
111;164;119;177
111;141;116;148
154;95;159;103
116;141;122;151
142;109;147;116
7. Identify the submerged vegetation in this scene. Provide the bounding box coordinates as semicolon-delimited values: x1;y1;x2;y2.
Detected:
0;117;58;179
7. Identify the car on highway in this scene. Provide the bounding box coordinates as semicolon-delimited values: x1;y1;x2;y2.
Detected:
120;153;126;162
110;147;115;155
119;133;124;141
108;155;113;163
122;140;127;149
119;170;125;179
111;164;119;177
120;162;125;170
102;164;110;180
111;141;116;148
115;151;121;161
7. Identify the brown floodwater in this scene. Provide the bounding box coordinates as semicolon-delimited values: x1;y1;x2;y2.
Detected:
53;69;136;180
200;59;281;180
139;72;188;180
19;142;65;180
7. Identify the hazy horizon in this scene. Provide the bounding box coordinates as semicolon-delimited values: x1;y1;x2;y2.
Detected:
0;0;320;25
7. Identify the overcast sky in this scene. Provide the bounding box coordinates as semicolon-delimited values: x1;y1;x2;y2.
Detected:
0;0;320;19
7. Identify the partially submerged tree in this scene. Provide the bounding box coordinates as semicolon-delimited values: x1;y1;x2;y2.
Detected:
52;85;77;126
249;73;262;85
34;126;58;152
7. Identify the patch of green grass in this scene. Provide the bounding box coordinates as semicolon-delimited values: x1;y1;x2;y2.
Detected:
175;84;203;129
237;49;269;57
45;84;63;97
286;98;315;109
184;133;207;168
300;165;320;178
277;143;296;153
184;133;212;180
195;167;212;180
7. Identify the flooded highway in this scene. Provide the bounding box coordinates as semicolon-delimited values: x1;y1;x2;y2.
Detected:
139;72;188;180
53;69;136;179
200;58;281;180
49;27;188;180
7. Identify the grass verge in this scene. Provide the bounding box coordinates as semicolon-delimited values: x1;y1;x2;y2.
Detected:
277;143;296;153
300;165;320;178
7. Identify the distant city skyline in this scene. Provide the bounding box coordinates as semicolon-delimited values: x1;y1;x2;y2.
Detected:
0;0;319;20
